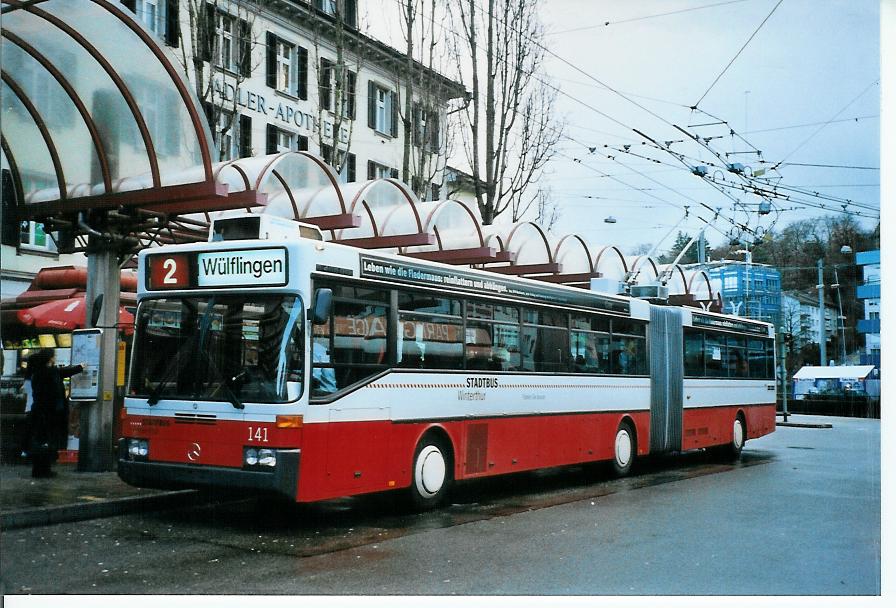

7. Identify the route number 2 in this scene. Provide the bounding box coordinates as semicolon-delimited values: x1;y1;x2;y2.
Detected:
163;258;178;284
248;427;269;443
148;253;189;290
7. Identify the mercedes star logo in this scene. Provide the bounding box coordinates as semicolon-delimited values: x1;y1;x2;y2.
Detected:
187;442;201;462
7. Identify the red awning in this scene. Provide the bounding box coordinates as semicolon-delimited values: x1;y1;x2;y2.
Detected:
16;296;134;334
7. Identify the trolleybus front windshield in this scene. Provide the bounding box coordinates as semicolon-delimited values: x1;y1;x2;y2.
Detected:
129;295;304;404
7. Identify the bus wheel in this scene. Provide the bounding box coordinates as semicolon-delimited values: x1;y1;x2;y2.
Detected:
715;414;746;461
612;422;636;477
409;435;453;510
728;415;747;459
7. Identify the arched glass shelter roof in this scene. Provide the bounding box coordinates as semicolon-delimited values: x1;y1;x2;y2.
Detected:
1;0;263;249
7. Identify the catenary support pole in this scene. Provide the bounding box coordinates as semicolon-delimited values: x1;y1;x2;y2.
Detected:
80;242;120;471
817;259;827;366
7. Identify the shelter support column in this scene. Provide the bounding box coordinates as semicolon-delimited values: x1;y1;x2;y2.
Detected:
79;245;120;472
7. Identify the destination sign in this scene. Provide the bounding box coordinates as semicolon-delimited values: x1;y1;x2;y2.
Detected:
146;247;288;290
359;255;630;314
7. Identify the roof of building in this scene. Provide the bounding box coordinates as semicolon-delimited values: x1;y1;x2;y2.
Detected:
792;365;877;380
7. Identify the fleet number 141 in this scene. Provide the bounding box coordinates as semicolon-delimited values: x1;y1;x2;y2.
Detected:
248;427;269;442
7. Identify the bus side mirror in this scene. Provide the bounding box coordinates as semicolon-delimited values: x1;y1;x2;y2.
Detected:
310;288;333;325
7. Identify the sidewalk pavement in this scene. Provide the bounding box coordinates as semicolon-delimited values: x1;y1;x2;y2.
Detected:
0;460;200;530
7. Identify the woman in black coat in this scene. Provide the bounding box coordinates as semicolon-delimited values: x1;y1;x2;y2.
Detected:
28;349;84;478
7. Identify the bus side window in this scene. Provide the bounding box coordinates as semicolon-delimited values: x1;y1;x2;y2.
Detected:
684;330;705;376
310;282;389;396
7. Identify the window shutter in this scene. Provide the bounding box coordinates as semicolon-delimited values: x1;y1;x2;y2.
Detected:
164;0;180;47
298;135;309;151
239;114;252;158
266;123;277;154
296;46;308;100
201;101;215;129
346;71;356;119
346;153;356;182
344;0;358;28
390;91;398;138
266;32;276;88
238;19;251;77
199;3;214;62
390;167;399;179
429;110;440;153
1;169;20;247
412;103;421;146
367;81;376;129
319;58;332;110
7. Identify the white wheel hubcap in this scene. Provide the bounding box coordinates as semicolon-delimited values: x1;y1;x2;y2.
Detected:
615;429;632;467
733;419;744;449
415;445;446;497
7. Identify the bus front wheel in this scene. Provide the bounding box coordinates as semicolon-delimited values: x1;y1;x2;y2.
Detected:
409;435;453;510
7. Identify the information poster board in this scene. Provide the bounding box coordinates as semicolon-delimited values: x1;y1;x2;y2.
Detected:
70;328;102;401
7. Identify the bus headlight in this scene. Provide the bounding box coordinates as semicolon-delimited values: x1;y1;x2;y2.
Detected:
243;447;277;469
244;448;258;466
257;449;276;467
127;438;149;460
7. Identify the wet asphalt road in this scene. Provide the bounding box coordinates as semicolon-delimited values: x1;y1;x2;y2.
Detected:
1;416;880;596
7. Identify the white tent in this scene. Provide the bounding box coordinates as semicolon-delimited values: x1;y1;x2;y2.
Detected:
792;365;876;380
792;365;880;399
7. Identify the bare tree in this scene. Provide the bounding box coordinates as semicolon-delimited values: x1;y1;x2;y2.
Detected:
179;0;264;160
534;187;559;231
450;0;563;224
308;0;363;180
631;243;654;256
396;0;456;201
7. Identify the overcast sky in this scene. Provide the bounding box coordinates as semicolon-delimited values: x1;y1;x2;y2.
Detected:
364;0;881;254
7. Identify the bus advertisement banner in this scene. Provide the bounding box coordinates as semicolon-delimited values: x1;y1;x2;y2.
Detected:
359;255;629;314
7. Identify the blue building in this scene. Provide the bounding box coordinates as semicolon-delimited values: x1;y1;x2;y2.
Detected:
702;261;782;327
856;250;880;369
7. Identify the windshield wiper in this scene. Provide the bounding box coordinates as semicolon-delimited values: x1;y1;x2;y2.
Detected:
196;347;245;410
147;354;184;406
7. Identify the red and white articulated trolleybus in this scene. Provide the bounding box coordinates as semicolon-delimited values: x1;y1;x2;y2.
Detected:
118;214;777;508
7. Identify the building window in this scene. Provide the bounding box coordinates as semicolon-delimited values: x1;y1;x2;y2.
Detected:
368;81;397;137
276;129;293;153
20;221;56;252
266;34;307;99
413;103;440;153
320;59;356;118
367;160;399;180
321;145;356;183
136;0;166;37
313;0;358;28
276;40;292;93
317;0;337;15
266;124;307;154
215;12;237;72
217;110;235;161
